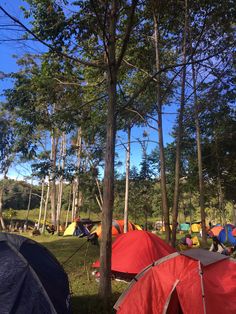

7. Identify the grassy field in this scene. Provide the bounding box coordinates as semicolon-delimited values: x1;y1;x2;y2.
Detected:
20;231;211;313
22;233;127;313
4;210;213;313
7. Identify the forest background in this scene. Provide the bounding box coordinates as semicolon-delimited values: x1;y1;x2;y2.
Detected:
0;0;235;307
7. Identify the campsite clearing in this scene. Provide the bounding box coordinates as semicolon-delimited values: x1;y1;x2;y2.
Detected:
29;234;127;313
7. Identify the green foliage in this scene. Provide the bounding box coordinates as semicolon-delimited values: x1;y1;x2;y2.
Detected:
0;179;41;210
0;109;15;173
3;208;17;220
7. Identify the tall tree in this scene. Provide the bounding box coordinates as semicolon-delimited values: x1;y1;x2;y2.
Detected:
123;124;131;233
171;0;188;247
152;1;171;242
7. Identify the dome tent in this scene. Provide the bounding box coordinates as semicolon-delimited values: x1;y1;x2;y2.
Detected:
63;221;90;237
209;225;223;236
0;233;71;314
93;230;175;278
91;219;141;238
218;228;236;246
179;223;190;231
114;249;236;314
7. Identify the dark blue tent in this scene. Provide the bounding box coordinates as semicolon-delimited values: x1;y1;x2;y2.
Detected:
0;233;71;314
218;228;236;246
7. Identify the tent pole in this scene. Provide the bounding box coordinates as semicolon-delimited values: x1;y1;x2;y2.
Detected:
198;261;207;314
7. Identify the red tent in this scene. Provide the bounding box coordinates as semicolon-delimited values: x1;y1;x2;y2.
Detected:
232;228;236;237
114;249;236;314
93;230;175;276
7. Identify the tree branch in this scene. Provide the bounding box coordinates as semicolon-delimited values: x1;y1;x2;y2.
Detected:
123;59;158;82
116;0;138;69
0;5;104;69
119;43;235;113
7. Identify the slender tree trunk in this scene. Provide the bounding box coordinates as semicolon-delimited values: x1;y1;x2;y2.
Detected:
50;133;58;226
191;64;207;245
78;191;83;212
25;179;33;228
215;135;227;238
87;157;104;210
74;127;82;218
95;177;103;209
218;176;226;221
37;179;45;230
189;191;192;234
232;202;236;226
0;187;6;230
42;181;50;234
71;181;76;221
96;194;103;211
171;0;188;247
124;125;131;233
99;0;117;307
153;6;170;242
88;159;103;210
56;133;66;234
189;23;207;245
65;184;72;228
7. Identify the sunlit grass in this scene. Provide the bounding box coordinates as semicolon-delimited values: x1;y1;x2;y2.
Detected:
24;234;127;313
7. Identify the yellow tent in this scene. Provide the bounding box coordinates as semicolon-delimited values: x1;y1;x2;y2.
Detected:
191;223;201;233
63;222;90;237
160;225;172;232
63;222;76;236
192;236;200;247
135;224;142;230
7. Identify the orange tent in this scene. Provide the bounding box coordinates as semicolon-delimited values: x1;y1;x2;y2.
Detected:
91;219;141;238
209;226;223;236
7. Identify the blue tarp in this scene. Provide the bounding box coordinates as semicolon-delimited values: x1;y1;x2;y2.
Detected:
218;229;236;246
179;223;190;231
74;224;90;237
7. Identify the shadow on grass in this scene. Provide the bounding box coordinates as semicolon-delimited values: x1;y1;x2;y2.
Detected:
71;292;121;314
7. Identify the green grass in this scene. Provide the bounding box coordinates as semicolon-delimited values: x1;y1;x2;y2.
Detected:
23;233;127;313
5;211;213;313
23;232;211;313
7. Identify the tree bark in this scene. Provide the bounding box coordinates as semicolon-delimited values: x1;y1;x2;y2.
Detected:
50;133;58;226
124;125;131;233
42;180;50;234
189;191;192;235
191;56;207;245
65;184;72;228
71;181;76;221
74;127;82;218
99;0;117;307
56;133;66;234
232;202;236;226
171;0;188;247
153;5;171;242
95;177;103;209
37;179;45;230
215;135;227;238
0;186;6;230
25;179;33;228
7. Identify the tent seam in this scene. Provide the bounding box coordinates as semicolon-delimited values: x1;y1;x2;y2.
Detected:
4;241;58;314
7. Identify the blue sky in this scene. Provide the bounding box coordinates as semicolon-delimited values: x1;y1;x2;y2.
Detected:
0;1;176;180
